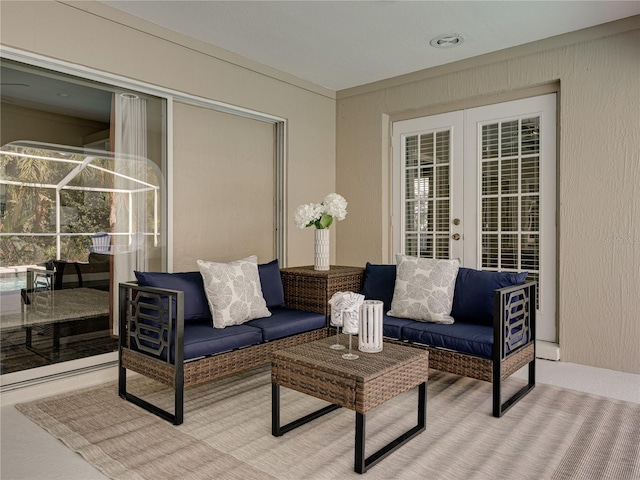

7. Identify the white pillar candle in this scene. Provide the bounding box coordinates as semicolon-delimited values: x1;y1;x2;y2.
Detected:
358;300;383;353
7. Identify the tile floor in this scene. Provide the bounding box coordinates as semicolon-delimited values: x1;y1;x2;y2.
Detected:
1;359;639;480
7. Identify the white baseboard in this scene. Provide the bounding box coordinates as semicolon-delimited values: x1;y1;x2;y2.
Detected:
536;340;560;361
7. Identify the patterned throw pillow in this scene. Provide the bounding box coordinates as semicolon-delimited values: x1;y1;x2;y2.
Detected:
197;255;271;329
387;254;460;324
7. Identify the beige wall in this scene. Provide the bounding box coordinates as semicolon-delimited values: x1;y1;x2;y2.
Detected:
1;0;337;269
335;18;640;374
172;103;276;270
1;103;108;147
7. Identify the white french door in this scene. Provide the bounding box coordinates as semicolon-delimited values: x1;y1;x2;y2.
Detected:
392;94;557;343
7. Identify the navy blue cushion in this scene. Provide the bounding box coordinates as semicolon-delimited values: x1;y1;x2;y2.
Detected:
134;271;211;322
246;307;326;342
258;259;285;308
131;318;263;362
451;268;528;326
382;314;415;340
361;263;397;311
401;321;493;359
181;323;263;361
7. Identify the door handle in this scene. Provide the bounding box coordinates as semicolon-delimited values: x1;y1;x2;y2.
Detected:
452;233;461;241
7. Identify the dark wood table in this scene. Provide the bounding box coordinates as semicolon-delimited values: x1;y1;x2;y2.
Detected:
271;335;429;474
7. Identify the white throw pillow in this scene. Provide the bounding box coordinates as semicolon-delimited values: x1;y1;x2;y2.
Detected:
387;254;460;324
197;255;271;329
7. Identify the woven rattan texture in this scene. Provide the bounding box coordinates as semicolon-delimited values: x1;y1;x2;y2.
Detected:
272;335;428;414
280;266;364;315
500;343;535;379
384;340;534;383
121;349;176;387
123;328;329;389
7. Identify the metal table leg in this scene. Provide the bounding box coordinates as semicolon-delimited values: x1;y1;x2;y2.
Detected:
271;383;341;437
272;381;427;474
355;381;427;474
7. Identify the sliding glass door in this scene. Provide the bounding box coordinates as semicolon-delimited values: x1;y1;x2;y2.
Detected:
0;58;168;375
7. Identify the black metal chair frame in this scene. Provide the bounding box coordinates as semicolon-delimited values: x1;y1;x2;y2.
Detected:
492;281;537;417
118;283;186;425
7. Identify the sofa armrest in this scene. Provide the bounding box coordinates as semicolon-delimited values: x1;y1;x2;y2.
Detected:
492;280;537;417
119;281;185;367
493;280;537;361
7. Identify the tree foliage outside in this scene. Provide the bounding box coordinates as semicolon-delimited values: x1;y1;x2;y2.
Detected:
0;150;112;267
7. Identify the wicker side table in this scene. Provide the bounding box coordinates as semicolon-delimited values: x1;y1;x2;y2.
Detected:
280;265;364;316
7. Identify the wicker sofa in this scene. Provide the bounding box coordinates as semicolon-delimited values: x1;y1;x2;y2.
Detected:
119;259;535;424
360;262;537;417
118;260;336;425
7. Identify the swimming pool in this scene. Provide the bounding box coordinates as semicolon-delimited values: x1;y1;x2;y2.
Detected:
0;275;27;292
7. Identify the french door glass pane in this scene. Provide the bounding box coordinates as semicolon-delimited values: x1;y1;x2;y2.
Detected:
482;234;499;268
405;168;418;200
480;117;541;284
501;196;519;231
501;158;519;194
403;129;451;259
521;234;540;271
482;197;498;231
482;161;499;196
521;156;540;194
435;131;449;163
405;135;418;167
501;121;519;156
482;124;499;159
405;233;418;256
521;118;540;154
420;134;433;165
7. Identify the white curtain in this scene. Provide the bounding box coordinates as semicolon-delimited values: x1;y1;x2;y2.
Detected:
112;93;148;334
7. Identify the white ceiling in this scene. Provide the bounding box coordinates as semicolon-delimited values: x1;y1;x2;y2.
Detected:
2;1;637;123
100;0;640;91
1;65;113;122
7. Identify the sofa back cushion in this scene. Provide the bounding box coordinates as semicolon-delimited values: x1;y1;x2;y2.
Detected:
361;262;396;311
257;259;285;308
134;271;211;322
388;255;460;324
451;268;528;325
197;255;271;329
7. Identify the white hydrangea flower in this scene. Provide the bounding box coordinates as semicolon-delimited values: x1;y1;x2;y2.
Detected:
322;193;348;221
294;193;348;229
294;202;322;229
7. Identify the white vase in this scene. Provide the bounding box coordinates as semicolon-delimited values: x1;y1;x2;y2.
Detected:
314;228;330;271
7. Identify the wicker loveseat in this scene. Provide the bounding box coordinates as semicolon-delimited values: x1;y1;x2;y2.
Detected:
118;259;330;425
360;261;537;417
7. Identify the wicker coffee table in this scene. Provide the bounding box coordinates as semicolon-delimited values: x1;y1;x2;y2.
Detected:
271;335;429;474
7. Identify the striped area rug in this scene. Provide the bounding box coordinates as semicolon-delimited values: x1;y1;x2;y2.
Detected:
16;366;640;480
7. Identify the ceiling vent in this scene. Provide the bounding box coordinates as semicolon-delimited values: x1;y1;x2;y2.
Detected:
430;33;465;48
